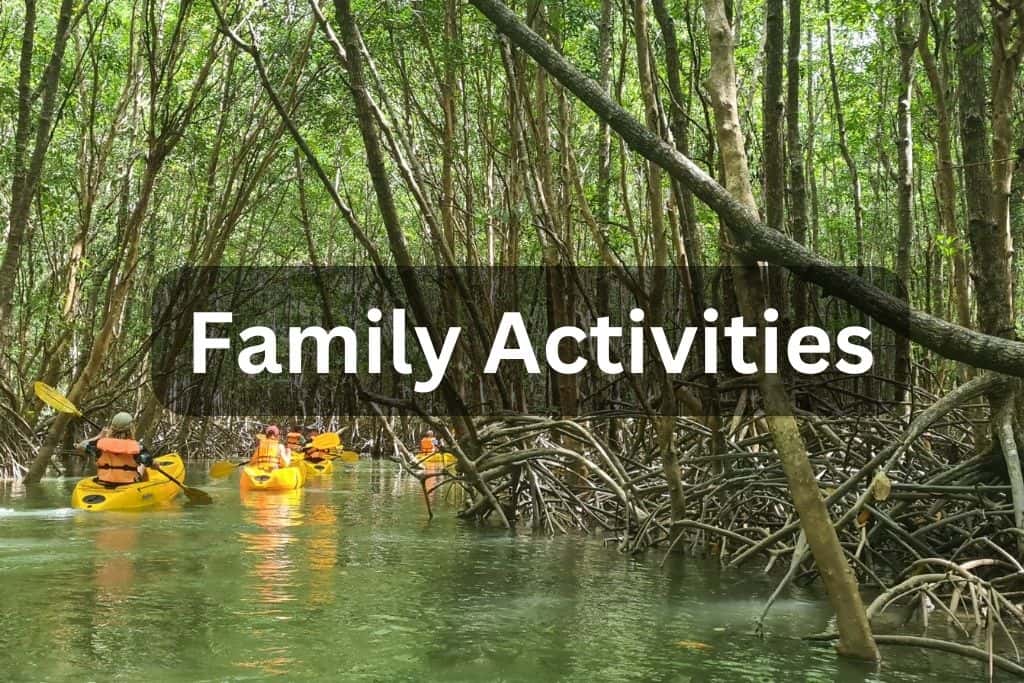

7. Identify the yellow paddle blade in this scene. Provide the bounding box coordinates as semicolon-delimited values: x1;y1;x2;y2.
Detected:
209;460;241;479
182;486;214;505
335;450;359;463
33;381;83;416
309;432;340;450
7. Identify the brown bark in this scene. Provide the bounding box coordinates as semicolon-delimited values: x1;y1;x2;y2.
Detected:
26;0;219;482
955;0;1013;341
30;152;160;482
955;0;1023;550
763;0;786;311
633;0;686;534
805;24;821;254
893;7;916;404
543;6;582;465
700;0;878;659
441;0;459;253
989;2;1023;321
651;0;703;276
786;0;809;326
917;0;971;330
651;0;722;456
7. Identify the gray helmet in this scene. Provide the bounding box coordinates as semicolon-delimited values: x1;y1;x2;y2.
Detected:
110;412;134;430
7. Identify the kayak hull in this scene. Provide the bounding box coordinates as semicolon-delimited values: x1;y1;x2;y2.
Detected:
240;464;304;491
417;452;457;468
71;454;185;512
300;458;334;478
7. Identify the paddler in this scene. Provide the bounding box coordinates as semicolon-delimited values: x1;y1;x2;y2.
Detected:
249;425;291;470
302;426;332;463
285;425;305;452
418;430;440;457
77;412;152;486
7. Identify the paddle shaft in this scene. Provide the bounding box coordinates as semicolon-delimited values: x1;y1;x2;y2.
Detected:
149;462;186;490
81;415;103;431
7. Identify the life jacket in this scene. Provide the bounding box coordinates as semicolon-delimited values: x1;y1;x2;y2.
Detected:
286;431;303;450
419;436;436;455
95;437;142;485
251;437;284;470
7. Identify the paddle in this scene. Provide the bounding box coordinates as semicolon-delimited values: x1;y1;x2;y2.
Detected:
33;381;213;505
209;431;342;478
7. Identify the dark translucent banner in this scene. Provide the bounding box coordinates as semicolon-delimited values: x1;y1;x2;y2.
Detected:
150;266;908;417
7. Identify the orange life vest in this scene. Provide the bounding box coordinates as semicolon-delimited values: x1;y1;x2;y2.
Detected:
251;437;284;470
95;437;142;485
419;436;436;455
286;431;303;449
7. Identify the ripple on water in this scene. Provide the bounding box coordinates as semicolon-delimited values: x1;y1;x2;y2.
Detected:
0;506;78;519
0;464;996;683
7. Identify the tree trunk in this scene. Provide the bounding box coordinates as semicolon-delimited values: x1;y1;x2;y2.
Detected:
825;0;865;273
333;0;505;525
763;0;786;315
27;160;156;482
893;8;916;406
955;0;1023;547
786;0;810;327
989;1;1022;323
805;24;821;255
917;0;971;331
955;0;1013;341
700;0;879;659
0;0;79;335
467;0;1024;379
651;0;703;278
632;0;686;530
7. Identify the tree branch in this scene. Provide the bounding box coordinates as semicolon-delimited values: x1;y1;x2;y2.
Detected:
466;0;1024;377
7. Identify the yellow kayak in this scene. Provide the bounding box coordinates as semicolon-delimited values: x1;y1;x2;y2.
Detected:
71;454;186;511
417;451;457;468
300;457;334;478
240;463;305;492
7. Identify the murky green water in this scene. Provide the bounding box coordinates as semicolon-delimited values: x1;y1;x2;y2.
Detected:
0;462;986;681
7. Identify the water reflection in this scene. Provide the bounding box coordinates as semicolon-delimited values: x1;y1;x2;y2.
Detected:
92;524;139;602
0;464;992;682
369;460;382;493
305;483;338;607
236;489;304;676
421;461;465;509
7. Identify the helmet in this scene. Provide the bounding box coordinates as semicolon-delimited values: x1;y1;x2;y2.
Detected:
110;412;134;430
266;425;280;438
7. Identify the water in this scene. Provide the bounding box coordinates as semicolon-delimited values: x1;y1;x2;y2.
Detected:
0;463;986;681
